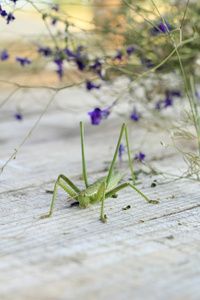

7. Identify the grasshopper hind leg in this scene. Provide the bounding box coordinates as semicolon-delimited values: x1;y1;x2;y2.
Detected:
40;174;80;219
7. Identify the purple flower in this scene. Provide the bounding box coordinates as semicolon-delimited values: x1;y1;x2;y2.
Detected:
156;98;173;110
88;108;103;125
158;24;167;33
51;5;59;11
151;27;160;35
54;58;62;67
88;107;110;125
171;90;181;97
56;67;63;79
0;5;7;17
65;46;88;71
16;57;31;66
10;0;18;3
164;90;178;107
6;12;15;24
141;58;154;68
76;58;86;71
156;89;180;110
114;50;123;60
126;46;135;56
52;18;57;26
156;100;163;110
195;91;200;100
1;10;7;17
164;97;173;108
76;45;84;52
54;58;63;80
90;59;105;80
130;108;141;121
91;59;101;70
97;69;105;80
14;113;23;121
65;48;75;57
151;21;172;36
75;46;87;71
119;143;125;161
155;98;173;110
158;22;172;33
135;152;146;163
1;49;9;61
38;46;52;56
86;80;100;91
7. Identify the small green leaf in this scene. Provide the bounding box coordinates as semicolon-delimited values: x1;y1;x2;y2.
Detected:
151;182;157;187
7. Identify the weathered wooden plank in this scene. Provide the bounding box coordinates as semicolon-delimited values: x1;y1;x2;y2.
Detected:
1;175;200;299
1;207;200;300
0;89;200;300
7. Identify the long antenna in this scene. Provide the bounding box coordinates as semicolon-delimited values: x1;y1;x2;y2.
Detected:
80;122;89;188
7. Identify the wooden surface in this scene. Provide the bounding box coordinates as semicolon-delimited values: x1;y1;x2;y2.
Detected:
0;88;200;300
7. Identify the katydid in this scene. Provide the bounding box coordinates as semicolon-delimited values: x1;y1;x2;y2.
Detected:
41;122;159;223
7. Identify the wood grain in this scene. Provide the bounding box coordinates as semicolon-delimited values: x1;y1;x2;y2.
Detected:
0;90;200;300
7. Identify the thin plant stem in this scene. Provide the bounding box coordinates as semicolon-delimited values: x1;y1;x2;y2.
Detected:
0;79;89;91
190;76;200;154
151;0;200;156
0;87;20;109
115;36;197;105
180;0;190;29
25;0;58;48
0;91;58;174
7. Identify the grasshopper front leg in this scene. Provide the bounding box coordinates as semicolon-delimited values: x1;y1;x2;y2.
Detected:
90;181;107;223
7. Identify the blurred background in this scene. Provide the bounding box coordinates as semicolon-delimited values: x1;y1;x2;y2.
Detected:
1;0;200;168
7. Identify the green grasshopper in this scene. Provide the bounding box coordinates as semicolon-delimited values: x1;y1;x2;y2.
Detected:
41;122;159;223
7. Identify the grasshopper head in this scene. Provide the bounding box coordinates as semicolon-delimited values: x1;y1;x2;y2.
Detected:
78;193;90;208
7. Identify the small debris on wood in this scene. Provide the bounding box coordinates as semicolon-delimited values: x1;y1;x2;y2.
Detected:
45;190;53;194
168;195;175;199
166;235;174;240
122;205;131;210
